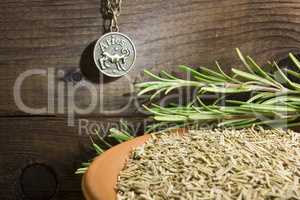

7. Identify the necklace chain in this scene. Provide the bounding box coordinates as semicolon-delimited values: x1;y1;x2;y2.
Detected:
104;0;122;32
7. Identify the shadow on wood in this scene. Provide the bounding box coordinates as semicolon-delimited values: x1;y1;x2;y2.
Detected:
80;40;118;84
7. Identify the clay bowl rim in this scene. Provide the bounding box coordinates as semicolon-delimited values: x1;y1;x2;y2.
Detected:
82;128;186;200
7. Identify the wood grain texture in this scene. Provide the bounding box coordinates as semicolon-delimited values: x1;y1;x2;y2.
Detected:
0;116;145;200
1;0;300;116
1;0;300;199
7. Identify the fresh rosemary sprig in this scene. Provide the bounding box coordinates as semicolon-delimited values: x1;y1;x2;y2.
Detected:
137;49;300;129
75;123;134;174
77;49;300;174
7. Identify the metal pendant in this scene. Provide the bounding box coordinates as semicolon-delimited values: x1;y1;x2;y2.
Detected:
94;32;136;77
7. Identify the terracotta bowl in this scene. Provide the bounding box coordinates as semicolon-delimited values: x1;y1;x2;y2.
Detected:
82;129;185;200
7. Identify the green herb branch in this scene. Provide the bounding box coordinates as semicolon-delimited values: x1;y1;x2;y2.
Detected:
77;49;300;174
137;49;300;129
75;123;134;174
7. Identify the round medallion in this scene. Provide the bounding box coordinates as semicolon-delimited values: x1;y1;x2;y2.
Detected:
93;32;136;77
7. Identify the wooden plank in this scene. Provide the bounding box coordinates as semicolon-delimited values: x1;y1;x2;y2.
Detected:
0;116;299;200
1;1;300;199
0;116;145;200
1;0;300;116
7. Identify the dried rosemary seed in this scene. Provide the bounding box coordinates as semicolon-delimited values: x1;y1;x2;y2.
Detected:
116;128;300;200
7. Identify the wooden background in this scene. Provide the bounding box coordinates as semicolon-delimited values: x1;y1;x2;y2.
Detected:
1;0;300;199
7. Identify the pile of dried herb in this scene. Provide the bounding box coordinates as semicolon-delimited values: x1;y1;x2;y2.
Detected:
76;50;300;175
117;128;300;200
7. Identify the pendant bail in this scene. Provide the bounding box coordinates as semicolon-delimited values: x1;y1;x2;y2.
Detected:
94;0;135;77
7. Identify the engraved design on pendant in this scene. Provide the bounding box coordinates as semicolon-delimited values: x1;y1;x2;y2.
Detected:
94;32;136;77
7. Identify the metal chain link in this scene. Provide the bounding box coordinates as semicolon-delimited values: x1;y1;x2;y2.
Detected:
104;0;122;32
